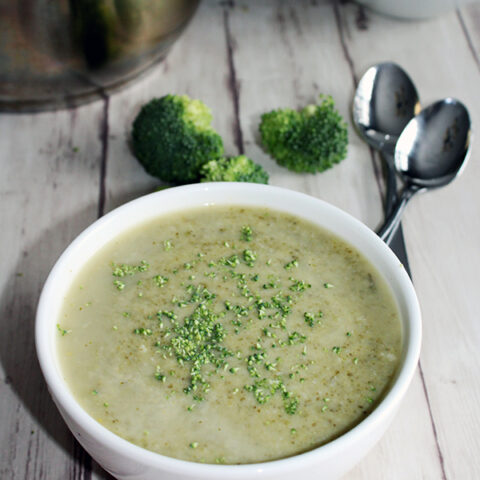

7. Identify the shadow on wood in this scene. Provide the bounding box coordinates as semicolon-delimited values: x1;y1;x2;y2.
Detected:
0;206;114;480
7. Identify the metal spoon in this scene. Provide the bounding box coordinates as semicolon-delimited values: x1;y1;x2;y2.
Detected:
353;62;421;214
378;98;472;244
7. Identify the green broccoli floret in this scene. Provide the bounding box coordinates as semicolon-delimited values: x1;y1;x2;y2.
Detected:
132;94;224;184
259;95;348;173
200;155;269;184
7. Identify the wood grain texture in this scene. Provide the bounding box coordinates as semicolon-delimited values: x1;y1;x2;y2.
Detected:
2;0;480;479
103;1;236;214
0;104;105;479
228;0;384;229
226;8;442;477
335;3;480;478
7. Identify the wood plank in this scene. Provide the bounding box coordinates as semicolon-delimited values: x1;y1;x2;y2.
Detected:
102;0;236;214
229;1;441;478
459;3;480;68
339;2;480;478
95;2;237;474
229;0;384;229
102;0;384;227
0;103;105;479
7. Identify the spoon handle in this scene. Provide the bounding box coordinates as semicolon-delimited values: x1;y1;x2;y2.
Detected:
378;186;419;243
382;152;397;216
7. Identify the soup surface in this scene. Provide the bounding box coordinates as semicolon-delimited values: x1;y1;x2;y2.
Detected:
57;206;401;464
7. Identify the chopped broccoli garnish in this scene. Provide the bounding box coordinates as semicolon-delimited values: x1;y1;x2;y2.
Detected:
259;95;348;173
200;155;269;184
132;94;224;184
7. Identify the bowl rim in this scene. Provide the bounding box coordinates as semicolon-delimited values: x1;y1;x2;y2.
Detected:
36;182;422;477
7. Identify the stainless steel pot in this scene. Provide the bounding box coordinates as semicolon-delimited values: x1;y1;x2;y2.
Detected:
0;0;200;111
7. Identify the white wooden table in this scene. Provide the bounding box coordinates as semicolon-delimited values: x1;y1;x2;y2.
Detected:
2;1;480;478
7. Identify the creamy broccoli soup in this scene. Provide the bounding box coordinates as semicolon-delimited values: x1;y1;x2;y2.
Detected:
57;206;401;464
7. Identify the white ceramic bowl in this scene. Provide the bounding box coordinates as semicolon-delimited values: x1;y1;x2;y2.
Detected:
36;183;421;480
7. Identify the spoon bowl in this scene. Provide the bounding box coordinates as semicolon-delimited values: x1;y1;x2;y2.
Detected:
353;62;421;155
379;98;472;243
395;97;471;188
353;62;421;220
